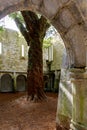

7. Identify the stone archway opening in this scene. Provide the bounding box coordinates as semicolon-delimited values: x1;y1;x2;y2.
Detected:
0;74;13;92
0;0;87;130
16;75;27;92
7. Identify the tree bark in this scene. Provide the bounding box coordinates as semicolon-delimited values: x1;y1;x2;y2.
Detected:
14;11;50;102
27;37;46;101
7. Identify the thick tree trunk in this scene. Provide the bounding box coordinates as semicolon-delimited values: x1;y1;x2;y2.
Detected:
13;11;50;102
27;37;46;102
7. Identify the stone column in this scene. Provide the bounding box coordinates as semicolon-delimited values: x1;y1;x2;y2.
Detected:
56;68;72;130
54;70;60;92
13;71;17;92
70;68;87;130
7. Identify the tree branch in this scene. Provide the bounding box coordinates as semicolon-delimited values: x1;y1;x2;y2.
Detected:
21;11;39;32
14;17;30;45
39;16;50;39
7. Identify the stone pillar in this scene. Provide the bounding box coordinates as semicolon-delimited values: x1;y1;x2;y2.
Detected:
13;71;17;92
56;68;72;130
70;68;87;130
56;68;87;130
54;70;60;92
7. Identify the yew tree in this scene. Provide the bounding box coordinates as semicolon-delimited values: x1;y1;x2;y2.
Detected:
11;11;50;101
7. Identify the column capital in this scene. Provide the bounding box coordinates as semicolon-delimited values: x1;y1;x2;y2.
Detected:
68;68;87;80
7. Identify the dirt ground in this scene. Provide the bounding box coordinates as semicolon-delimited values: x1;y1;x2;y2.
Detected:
0;92;58;130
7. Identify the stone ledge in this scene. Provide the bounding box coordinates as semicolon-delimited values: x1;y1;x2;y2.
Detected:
68;68;87;79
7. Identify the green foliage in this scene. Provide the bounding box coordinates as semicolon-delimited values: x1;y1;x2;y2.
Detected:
43;38;52;48
0;26;5;32
9;12;24;23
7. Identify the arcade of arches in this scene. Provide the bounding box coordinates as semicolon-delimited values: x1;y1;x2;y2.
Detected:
0;73;27;92
0;0;87;130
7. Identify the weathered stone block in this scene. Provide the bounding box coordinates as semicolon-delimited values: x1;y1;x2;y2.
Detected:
59;9;75;28
42;0;61;19
65;25;86;67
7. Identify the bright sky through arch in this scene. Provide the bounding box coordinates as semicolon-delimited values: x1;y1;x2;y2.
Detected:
0;16;19;32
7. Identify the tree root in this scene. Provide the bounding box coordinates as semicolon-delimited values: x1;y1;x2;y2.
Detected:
27;89;47;102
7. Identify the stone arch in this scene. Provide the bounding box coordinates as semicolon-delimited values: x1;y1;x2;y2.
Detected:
0;0;87;68
16;74;27;92
0;74;13;92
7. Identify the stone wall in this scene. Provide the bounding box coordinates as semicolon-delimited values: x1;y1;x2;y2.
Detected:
0;29;28;72
0;28;64;93
0;28;64;72
51;35;64;71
